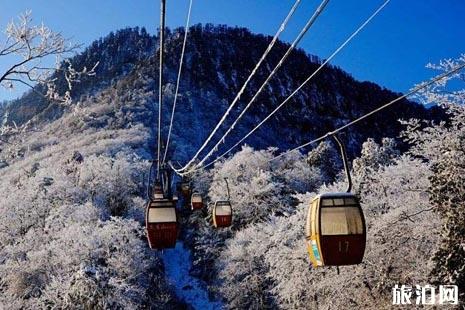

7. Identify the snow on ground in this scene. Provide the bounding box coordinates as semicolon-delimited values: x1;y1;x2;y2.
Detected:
162;241;223;310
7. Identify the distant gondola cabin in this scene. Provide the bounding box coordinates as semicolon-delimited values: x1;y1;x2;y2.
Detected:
213;201;232;228
305;193;366;267
146;199;178;249
152;183;164;200
181;182;191;197
191;192;203;210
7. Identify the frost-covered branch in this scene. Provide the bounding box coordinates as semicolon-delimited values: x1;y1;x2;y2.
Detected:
0;11;98;105
412;54;465;106
390;207;435;225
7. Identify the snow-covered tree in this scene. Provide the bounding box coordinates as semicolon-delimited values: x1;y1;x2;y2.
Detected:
353;138;398;174
352;137;400;199
215;151;438;309
0;75;179;308
273;150;323;194
0;11;97;105
403;55;465;300
78;153;145;217
306;140;341;183
207;146;289;227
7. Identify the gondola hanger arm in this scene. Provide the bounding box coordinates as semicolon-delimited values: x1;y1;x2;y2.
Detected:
331;134;352;193
224;177;231;201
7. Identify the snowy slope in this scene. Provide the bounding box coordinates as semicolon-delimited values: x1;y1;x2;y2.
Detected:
162;242;222;310
0;24;456;309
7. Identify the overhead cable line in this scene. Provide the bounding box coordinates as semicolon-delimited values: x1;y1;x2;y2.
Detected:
184;0;391;174
172;0;303;173
189;0;331;173
163;0;193;164
157;0;166;179
268;61;465;162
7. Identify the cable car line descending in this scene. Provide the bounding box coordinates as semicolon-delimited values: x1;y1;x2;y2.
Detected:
186;0;331;176
145;0;182;251
162;0;193;165
269;61;465;163
156;0;166;179
172;0;303;174
185;0;391;174
142;0;465;271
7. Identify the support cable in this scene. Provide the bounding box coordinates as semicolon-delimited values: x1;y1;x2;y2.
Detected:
182;0;391;174
190;0;330;173
268;61;465;163
157;0;166;179
173;0;303;173
163;0;193;164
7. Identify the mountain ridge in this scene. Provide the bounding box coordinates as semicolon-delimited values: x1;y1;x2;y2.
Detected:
1;24;444;161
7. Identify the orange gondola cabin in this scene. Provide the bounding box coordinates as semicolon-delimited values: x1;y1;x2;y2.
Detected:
305;193;366;267
191;192;204;210
213;200;232;228
146;199;178;249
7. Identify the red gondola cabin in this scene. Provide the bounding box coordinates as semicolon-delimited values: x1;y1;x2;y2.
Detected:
146;199;178;249
213;200;232;228
305;193;366;267
191;192;204;210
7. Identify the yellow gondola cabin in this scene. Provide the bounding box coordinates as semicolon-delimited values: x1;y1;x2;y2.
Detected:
305;192;366;267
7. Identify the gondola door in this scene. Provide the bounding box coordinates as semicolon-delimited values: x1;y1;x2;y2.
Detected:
318;196;366;266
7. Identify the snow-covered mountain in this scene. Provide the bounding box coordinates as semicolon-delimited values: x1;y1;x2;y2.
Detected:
1;25;462;309
0;25;444;161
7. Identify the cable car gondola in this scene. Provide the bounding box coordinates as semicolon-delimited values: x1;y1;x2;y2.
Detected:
213;200;233;228
305;135;366;267
213;178;233;228
180;181;191;198
146;198;178;249
306;193;366;266
144;0;179;250
152;182;164;200
191;192;204;210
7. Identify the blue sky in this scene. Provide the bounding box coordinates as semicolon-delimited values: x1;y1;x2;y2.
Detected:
1;0;464;101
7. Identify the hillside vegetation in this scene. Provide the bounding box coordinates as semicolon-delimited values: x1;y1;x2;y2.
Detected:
0;25;463;308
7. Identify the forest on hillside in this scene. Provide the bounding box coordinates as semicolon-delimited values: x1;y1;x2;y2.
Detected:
0;10;464;310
